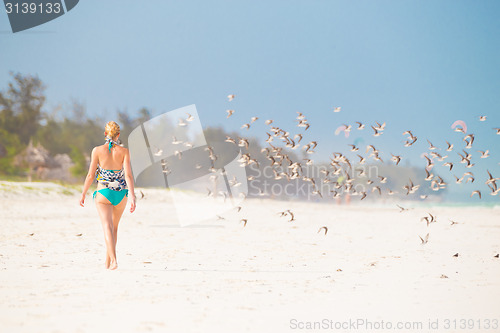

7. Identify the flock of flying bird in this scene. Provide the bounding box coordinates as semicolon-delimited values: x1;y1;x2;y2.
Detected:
225;94;499;198
226;94;500;241
150;94;499;242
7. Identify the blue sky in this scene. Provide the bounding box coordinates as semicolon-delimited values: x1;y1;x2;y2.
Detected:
1;0;499;201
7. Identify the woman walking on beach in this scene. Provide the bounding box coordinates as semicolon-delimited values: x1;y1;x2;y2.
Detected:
79;121;136;270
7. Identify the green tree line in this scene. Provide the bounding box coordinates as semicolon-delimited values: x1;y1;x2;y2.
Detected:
0;72;152;179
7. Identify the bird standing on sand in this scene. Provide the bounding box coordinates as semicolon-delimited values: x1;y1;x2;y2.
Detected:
396;204;408;212
318;226;328;235
419;233;429;244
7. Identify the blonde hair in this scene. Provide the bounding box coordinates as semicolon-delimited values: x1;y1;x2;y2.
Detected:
104;121;120;139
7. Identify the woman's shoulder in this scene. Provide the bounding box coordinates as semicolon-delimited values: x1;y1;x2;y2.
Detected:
116;145;129;153
92;144;106;154
113;145;129;158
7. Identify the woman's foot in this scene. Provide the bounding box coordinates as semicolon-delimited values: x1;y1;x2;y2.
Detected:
109;260;118;270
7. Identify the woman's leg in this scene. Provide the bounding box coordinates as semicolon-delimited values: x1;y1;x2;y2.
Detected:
102;193;127;269
95;195;117;270
111;195;128;256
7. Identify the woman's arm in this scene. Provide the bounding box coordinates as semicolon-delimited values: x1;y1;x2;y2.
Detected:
123;148;136;213
79;147;98;207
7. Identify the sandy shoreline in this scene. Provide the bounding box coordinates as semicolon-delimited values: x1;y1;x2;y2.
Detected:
1;181;499;332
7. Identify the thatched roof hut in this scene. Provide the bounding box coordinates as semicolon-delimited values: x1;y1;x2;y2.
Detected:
14;139;60;181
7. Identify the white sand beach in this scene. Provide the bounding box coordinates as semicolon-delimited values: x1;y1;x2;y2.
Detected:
1;181;499;332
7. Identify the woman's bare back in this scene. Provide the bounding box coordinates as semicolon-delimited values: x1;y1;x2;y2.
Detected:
95;144;127;170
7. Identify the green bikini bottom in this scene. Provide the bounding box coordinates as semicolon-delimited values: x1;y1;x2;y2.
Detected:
93;188;129;206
